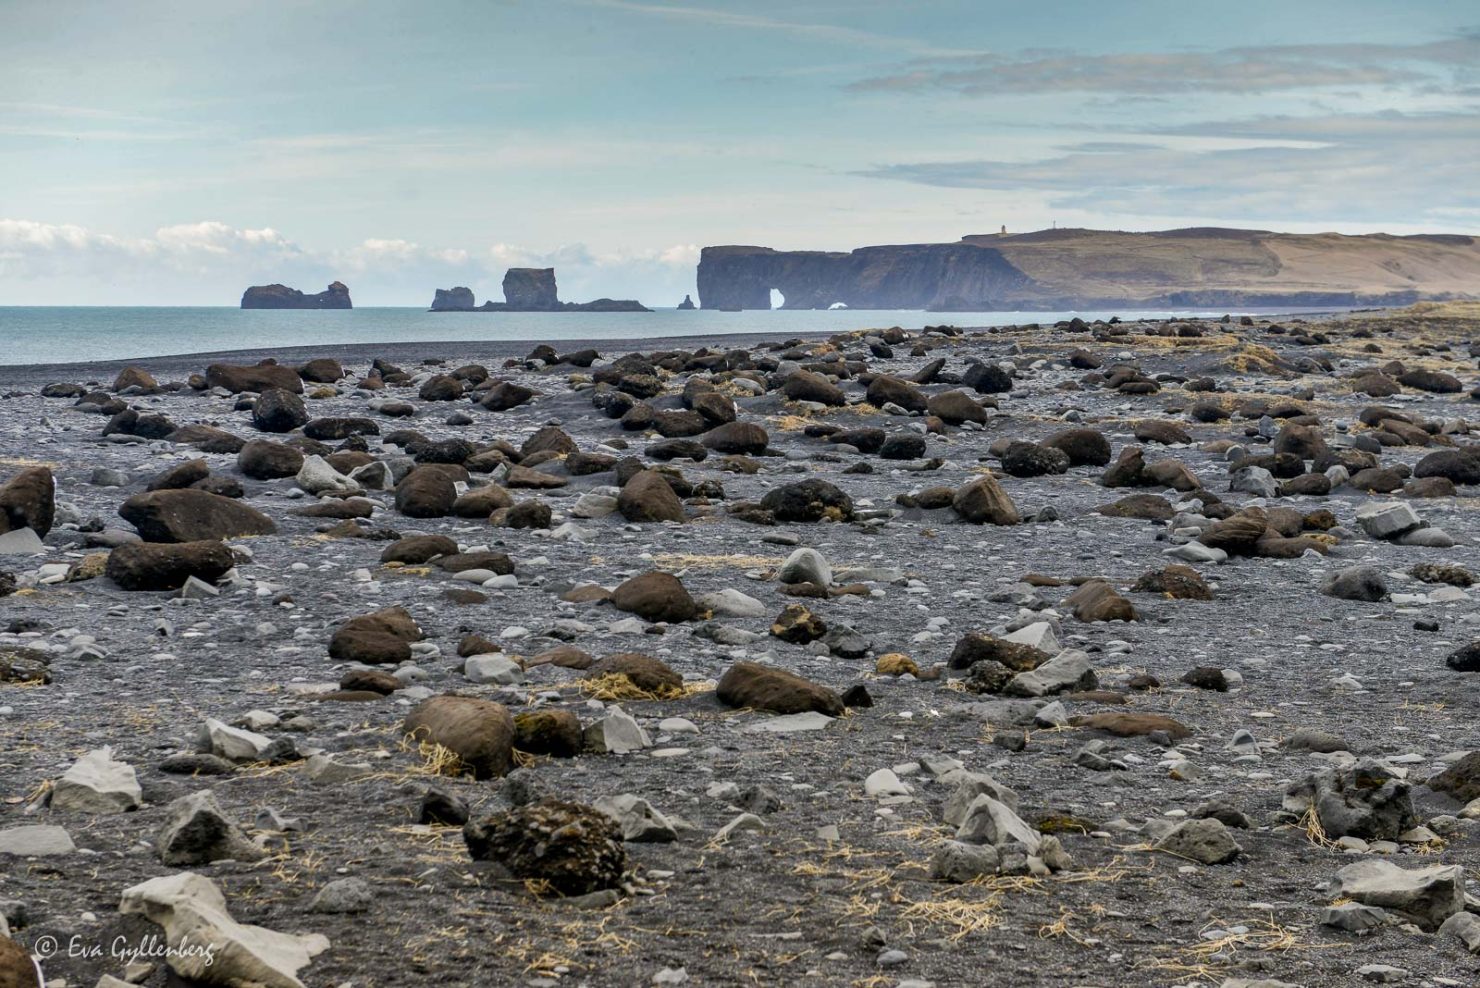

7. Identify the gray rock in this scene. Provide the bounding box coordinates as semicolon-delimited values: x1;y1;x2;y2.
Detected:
594;794;679;842
929;840;999;882
778;547;831;586
1330;859;1464;930
584;706;652;753
1355;502;1421;540
1320;565;1387;602
0;824;75;857
157;790;264;865
50;746;142;814
1005;649;1095;697
1154;818;1241;864
309;877;374;914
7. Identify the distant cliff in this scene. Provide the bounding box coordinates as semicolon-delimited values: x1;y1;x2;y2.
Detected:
697;229;1480;310
241;281;352;309
429;268;649;312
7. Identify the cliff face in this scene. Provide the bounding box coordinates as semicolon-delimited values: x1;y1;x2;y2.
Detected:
241;281;352;310
697;244;1033;310
697;230;1480;310
429;269;650;312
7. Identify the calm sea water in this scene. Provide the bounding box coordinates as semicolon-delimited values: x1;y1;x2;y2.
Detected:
0;306;1328;366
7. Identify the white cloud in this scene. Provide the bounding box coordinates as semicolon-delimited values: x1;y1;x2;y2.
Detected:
0;219;700;305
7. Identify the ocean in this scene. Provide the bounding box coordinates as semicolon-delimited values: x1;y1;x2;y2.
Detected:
0;305;1334;366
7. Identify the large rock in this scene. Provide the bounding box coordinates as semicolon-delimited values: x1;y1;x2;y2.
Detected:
1004;649;1096;697
1064;580;1138;622
1284;760;1417;840
716;661;843;716
1330;860;1464;930
107;541;235;594
760;479;853;522
403;695;516;780
0;933;36;988
252;388;308;432
51;746;141;813
1321;565;1388;602
952;474;1020;525
120;871;330;987
780;370;844;406
157;790;263;865
610;571;698;622
463;799;626;895
119;490;276;542
1044;428;1112;466
329;607;423;665
702;422;769;454
430;286;476;311
206;361;305;394
618;470;686;524
237;440;304;479
395;466;458;518
1155;818;1241;864
0;468;54;538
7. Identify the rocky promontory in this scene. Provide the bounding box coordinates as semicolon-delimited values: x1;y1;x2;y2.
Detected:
240;281;353;310
697;228;1480;310
430;268;649;312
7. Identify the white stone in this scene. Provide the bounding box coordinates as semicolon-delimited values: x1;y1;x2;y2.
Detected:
51;746;142;814
120;872;329;988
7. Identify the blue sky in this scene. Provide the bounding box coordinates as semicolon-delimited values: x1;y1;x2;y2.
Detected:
1;0;1476;304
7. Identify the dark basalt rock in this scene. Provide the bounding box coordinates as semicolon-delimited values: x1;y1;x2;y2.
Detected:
761;479;853;523
463;799;626;895
106;540;235;591
207;361;305;394
119;489;276;542
241;281;352;309
0;467;55;538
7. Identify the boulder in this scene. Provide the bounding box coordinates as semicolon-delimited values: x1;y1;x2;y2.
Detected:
237;440;304;480
206;361;304;394
716;661;843;716
157;790;263;865
51;746;141;814
463;799;626;895
0;468;54;538
702;422;769;455
403;695;516;780
618;470;686;523
1044;428;1112;466
395;466;458;518
107;538;234;592
952;474;1020;525
252;388;308;432
119;490;276;542
610;571;698;623
1155;818;1241;864
760;479;853;523
1330;860;1464;930
120;872;328;986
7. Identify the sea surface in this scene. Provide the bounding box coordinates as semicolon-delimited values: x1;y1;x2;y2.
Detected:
0;305;1339;366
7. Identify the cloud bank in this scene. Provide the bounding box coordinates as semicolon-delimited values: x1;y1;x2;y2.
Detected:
0;220;700;306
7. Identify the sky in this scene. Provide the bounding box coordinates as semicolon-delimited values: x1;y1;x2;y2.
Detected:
0;0;1477;305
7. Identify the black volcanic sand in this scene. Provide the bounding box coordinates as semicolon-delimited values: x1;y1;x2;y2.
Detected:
3;311;1480;988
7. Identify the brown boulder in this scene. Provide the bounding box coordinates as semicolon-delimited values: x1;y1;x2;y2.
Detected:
610;571;698;623
380;535;459;565
105;540;235;591
329;606;424;665
618;470;686;524
118;489;276;542
1065;580;1138;622
206;361;303;394
716;661;844;716
1074;712;1191;740
0;467;55;537
589;653;683;694
951;474;1020;525
404;695;515;779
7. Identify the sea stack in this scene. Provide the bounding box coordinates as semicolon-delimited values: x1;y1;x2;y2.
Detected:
427;268;650;312
677;294;696;310
431;287;476;312
241;281;353;310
